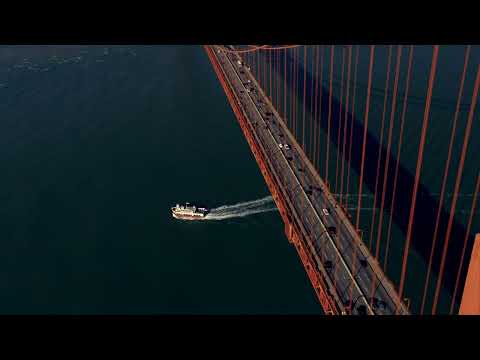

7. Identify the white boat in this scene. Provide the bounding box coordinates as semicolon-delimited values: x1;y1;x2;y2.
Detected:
171;203;209;220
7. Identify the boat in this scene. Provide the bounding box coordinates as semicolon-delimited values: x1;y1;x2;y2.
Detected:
171;202;209;220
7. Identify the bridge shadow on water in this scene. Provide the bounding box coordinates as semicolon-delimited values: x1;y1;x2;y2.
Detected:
260;49;473;310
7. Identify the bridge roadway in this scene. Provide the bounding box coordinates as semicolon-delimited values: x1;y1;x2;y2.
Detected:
208;45;409;315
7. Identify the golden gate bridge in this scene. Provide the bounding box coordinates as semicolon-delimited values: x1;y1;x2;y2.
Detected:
205;45;479;315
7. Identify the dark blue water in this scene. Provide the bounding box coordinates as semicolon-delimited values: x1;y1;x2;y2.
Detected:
0;45;322;314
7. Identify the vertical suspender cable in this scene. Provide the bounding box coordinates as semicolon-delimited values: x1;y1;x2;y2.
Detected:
384;45;414;272
346;45;360;211
277;50;280;113
335;48;346;194
340;46;352;206
312;46;319;168
290;48;294;131
369;45;392;250
278;50;281;114
356;45;376;230
284;49;287;121
311;46;316;161
317;46;324;173
274;49;277;108
292;48;296;133
303;46;307;152
302;47;308;204
326;45;335;187
296;47;300;145
270;49;272;101
375;45;403;260
398;45;440;302
264;49;267;94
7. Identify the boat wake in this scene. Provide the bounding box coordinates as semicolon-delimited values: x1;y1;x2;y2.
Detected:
205;196;277;220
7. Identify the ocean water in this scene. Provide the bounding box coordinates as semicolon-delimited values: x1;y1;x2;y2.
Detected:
0;45;322;314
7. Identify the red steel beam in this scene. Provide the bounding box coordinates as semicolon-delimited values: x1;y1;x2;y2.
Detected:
459;234;480;315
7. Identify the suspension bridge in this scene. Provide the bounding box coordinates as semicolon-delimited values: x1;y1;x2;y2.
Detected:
204;45;480;315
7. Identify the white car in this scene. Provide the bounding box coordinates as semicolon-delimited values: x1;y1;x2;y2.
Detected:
278;144;284;149
284;144;290;150
322;208;330;216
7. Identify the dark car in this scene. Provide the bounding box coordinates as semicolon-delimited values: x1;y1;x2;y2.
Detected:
327;226;337;235
324;260;333;270
357;305;368;315
372;297;387;310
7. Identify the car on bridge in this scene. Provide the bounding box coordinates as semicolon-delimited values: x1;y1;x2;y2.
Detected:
324;260;333;270
372;297;387;310
327;226;337;235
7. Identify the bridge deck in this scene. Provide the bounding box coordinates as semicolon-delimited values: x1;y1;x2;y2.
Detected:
207;45;409;315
